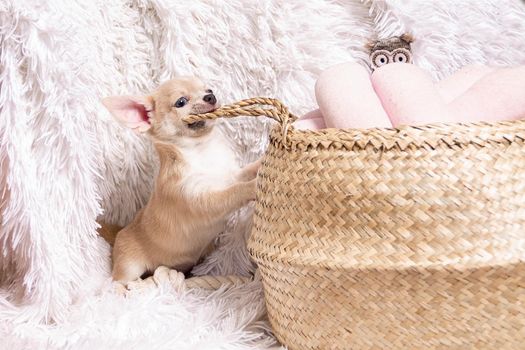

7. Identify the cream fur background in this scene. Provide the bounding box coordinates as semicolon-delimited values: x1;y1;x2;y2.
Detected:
1;0;524;348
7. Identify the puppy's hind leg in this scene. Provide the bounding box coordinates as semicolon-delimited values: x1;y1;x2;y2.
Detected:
111;225;149;284
112;259;147;284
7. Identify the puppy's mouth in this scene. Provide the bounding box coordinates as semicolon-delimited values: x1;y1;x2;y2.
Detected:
187;120;207;130
191;103;218;115
187;103;218;130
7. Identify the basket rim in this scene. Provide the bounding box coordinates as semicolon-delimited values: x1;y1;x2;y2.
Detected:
274;118;525;151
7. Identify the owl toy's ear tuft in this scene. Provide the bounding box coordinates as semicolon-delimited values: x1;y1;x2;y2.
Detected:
400;33;415;44
365;41;376;52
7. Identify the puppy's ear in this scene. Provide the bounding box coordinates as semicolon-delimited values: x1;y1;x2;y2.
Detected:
102;95;154;133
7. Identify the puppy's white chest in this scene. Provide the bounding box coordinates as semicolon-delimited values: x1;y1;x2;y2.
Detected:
179;131;239;195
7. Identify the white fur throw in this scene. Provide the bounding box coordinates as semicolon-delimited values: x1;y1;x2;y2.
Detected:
1;0;525;348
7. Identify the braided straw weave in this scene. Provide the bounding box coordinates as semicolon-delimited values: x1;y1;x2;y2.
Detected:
186;99;525;350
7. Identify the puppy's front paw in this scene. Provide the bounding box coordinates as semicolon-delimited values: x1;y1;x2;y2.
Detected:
239;158;262;181
246;178;257;202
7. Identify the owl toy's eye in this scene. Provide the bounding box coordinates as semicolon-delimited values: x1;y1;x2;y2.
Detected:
374;53;389;67
370;50;391;69
392;48;412;64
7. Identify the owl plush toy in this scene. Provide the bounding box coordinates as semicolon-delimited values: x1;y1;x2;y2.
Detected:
368;33;414;70
295;34;525;130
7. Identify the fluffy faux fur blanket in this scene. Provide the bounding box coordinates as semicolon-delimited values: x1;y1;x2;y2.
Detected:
1;0;525;348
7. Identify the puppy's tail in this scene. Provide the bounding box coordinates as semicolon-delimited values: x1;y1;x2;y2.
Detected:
97;221;122;246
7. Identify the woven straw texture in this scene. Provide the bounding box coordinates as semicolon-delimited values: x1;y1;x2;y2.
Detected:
186;99;525;350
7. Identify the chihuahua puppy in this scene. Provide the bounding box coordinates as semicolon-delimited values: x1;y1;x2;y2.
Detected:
102;77;260;283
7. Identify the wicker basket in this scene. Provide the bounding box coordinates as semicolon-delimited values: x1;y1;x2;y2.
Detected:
186;99;525;350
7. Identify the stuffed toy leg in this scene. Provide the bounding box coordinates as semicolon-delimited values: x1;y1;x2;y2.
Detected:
437;64;495;104
315;63;392;129
296;62;525;130
293;108;326;130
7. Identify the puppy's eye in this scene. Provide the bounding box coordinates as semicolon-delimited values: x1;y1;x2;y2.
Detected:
205;89;213;94
174;97;188;108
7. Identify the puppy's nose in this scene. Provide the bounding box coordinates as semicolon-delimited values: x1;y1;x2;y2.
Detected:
203;94;216;105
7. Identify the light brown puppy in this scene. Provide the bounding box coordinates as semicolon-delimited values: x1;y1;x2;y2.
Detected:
102;77;259;283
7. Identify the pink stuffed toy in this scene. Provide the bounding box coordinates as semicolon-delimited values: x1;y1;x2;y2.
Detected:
295;39;525;130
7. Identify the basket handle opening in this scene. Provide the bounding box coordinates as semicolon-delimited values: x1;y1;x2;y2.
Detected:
183;97;298;145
